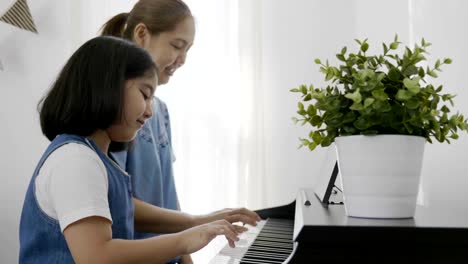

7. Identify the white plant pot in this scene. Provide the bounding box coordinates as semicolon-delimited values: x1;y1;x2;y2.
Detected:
335;135;426;218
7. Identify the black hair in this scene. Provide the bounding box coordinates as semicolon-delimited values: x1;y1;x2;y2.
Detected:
38;36;157;141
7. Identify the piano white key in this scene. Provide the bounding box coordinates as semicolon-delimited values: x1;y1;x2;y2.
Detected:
209;219;295;264
208;255;240;264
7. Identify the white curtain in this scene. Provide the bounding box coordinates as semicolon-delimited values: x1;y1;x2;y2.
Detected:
157;1;264;261
66;0;265;215
159;0;265;214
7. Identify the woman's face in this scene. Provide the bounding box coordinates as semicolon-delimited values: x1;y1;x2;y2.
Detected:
144;17;195;85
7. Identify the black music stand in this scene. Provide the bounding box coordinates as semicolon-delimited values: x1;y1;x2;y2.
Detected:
313;144;343;205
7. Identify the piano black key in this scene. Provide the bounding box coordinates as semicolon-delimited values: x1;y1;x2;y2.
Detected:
248;245;293;254
241;258;287;263
244;251;291;260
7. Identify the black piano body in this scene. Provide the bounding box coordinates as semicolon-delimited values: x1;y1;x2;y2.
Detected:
252;188;468;264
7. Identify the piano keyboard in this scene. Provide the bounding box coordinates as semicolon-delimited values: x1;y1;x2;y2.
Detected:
209;218;295;264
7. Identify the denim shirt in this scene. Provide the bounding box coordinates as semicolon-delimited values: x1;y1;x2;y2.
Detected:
19;134;134;264
112;97;179;239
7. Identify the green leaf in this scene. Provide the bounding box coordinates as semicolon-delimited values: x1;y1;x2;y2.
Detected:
405;98;420;109
341;46;347;54
325;112;343;127
390;42;399;50
376;72;385;82
307;105;317;116
403;65;418;76
396;90;413;101
343;125;357;134
383;43;389;54
312;131;322;144
388;68;402;81
308;142;317;151
290;88;300;93
320;137;332;147
310;115;322;126
418;67;425;78
344;89;362;103
441;105;450;113
403;77;421;94
372;89;388;101
314;58;322;64
354;117;371;130
349;102;364;111
444;58;453;64
372;100;392;112
428;70;438;78
361;42;369;52
364;98;375;108
298;102;304;110
342;111;356;123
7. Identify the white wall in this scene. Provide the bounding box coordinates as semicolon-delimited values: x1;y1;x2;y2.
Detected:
258;0;468;208
409;0;468;207
1;1;72;262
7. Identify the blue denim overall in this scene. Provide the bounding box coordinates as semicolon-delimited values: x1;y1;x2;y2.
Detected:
19;134;134;263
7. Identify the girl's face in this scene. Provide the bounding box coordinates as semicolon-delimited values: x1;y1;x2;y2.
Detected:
107;74;157;142
139;17;195;85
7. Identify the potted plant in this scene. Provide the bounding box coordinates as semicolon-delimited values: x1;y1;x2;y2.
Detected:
291;35;468;218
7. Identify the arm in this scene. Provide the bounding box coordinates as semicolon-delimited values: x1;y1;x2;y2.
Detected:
63;216;245;264
133;198;195;233
64;216;181;264
134;197;261;233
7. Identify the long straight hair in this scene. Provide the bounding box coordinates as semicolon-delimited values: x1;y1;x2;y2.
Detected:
38;36;157;141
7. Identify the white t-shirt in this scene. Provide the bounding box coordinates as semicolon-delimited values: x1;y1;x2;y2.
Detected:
35;143;112;232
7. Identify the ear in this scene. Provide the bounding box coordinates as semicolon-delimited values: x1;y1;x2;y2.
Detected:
133;23;150;48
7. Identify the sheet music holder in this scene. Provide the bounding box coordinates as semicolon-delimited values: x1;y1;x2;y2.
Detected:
313;143;343;205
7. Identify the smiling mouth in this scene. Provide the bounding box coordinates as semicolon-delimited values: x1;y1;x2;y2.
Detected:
137;120;145;127
165;63;181;76
166;68;175;76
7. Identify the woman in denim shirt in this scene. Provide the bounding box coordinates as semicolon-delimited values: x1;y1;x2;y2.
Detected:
102;1;261;263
